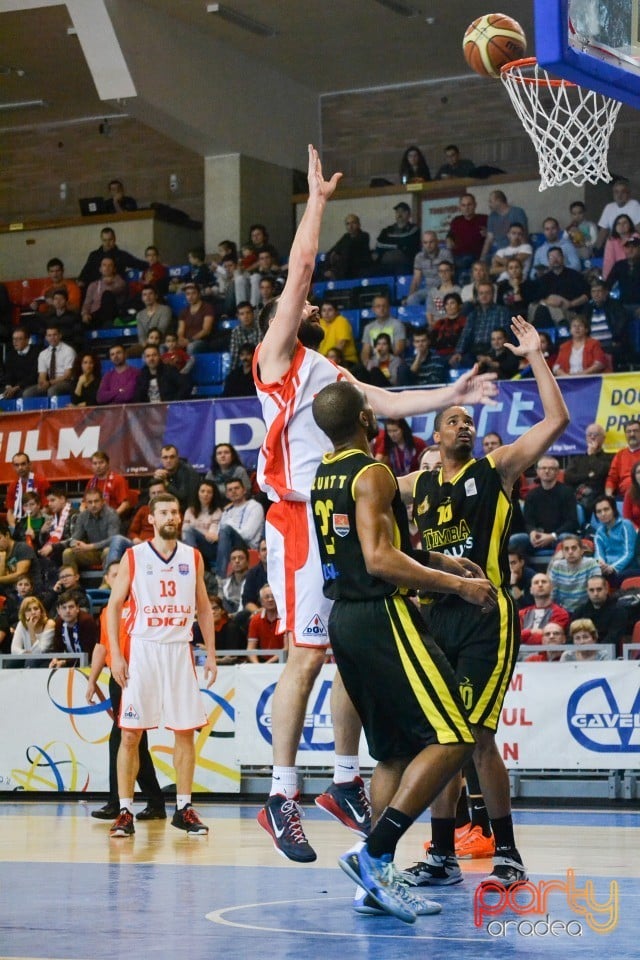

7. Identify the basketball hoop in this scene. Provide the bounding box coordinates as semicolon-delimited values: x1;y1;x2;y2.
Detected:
500;57;623;191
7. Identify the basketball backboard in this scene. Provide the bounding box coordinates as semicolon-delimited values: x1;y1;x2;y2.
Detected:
534;0;640;108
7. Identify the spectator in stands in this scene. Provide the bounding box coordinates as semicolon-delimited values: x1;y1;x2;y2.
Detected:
247;584;286;663
62;489;119;572
524;621;567;661
134;344;189;403
38;488;79;567
399;145;431;183
435;144;475;180
482;431;503;455
153;443;200;512
496;258;537;316
104;179;137;214
508;549;535;609
6;452;50;533
4;574;34;634
430;292;466;357
560;618;610;661
365;332;407;387
317;301;358;366
607;234;640;320
141;245;169;297
564;422;612;521
177;282;216;356
228;301;261;370
50;591;98;668
180;480;223;570
255;276;279;314
247;224;279;265
574;574;628;653
480;190;529;260
13;492;45;546
41;563;90;618
70;352;101;407
161;332;193;391
623;462;640;529
375;201;421;274
510;455;579;557
77;227;146;288
400;326;447;386
215;479;264;580
249;250;284;307
531;217;582;277
85;450;130;520
592;495;639;586
548;534;601;612
2;327;39;400
552;316;609;377
519;572;570;644
23;324;76;399
449;282;510;368
323;213;373;280
135;285;172;346
426;261;461;325
595;177;640;252
185;247;215;290
476;327;520;379
605;420;640;498
206;443;251;502
406;231;449;305
373;417;426;475
490;223;533;280
0;521;42;597
47;287;84;348
584;278;628;368
11;597;56;661
29;258;82;314
446;194;487;281
126;479;167;545
80;254;127;329
222;343;256;398
240;537;268;616
360;293;406;363
563;201;597;260
529;247;590;328
460;260;492;307
218;547;251;618
603;213;636;280
206;593;246;665
96;344;139;405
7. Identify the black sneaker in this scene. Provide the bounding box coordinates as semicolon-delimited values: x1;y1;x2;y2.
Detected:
401;846;463;886
315;777;371;837
171;804;208;836
109;809;134;838
257;793;317;863
91;801;120;820
482;849;527;888
136;804;167;821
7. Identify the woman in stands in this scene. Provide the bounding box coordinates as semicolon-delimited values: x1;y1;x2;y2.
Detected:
70;353;101;407
11;596;56;659
206;443;251;502
496;258;537;315
603;214;636;281
460;260;492;307
430;292;466;357
560;619;610;661
181;480;223;569
399;145;431;183
552;316;609;377
593;495;639;586
623;462;640;529
373;417;427;476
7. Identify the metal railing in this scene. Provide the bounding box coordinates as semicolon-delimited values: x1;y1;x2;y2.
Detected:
0;652;88;669
517;643;615;661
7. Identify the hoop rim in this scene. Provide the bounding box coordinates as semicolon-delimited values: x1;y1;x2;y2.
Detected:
500;56;577;88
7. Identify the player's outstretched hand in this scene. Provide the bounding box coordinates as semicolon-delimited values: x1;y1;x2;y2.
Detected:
503;315;540;357
458;577;498;613
449;365;498;407
307;144;342;203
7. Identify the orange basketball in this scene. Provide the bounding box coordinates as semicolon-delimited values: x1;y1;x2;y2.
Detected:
463;13;527;78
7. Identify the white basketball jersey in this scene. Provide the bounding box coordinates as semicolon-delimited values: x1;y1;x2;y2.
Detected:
253;343;345;502
125;540;201;644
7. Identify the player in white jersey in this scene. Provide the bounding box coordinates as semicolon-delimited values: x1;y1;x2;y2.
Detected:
107;494;216;838
255;145;499;864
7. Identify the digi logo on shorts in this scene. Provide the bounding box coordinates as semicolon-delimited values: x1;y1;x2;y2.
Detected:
567;678;640;753
256;679;334;750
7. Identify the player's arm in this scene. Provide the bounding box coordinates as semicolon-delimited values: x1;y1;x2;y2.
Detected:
195;559;217;688
354;464;496;609
491;316;570;492
258;146;342;383
106;560;131;688
86;642;107;703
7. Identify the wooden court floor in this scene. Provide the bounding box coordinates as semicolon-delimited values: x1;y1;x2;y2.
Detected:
1;800;639;960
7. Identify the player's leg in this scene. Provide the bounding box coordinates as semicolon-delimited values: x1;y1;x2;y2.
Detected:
111;728;142;837
455;757;495;859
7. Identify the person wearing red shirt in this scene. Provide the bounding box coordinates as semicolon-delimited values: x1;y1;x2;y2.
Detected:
447;193;488;279
247;584;287;663
606;420;640;498
85;450;130;519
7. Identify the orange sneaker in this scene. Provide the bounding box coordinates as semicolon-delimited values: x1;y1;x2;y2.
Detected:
456;825;495;859
453;823;472;848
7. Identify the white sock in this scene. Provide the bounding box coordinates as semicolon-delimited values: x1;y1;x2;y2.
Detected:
176;794;191;810
270;766;298;798
120;798;133;813
334;755;360;784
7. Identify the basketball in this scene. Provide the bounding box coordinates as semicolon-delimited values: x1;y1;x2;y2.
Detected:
463;14;527;78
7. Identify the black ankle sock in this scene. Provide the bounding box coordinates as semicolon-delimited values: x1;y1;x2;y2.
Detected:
366;807;413;858
455;785;470;828
491;814;515;850
470;797;492;837
430;817;456;855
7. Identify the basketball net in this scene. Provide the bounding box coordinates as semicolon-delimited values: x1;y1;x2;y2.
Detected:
500;58;622;191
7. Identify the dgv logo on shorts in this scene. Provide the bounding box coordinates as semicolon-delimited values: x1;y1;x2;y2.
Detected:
302;614;328;639
567;678;640;752
122;704;139;720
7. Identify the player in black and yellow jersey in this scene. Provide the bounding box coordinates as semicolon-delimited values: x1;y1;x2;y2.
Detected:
397;315;569;890
311;379;497;922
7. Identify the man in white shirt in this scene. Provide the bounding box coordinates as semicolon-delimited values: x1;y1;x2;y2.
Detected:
490;223;533;280
23;324;76;397
215;478;264;579
596;177;640;250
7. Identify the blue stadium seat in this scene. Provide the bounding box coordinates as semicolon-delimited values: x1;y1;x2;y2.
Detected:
168;265;190;279
49;395;72;409
16;396;49;411
449;368;472;382
192;352;231;386
326;278;361;291
312;281;328;299
529;232;545;249
0;398;17;412
628;318;640;357
395;274;413;300
341;308;361;340
125;268;144;280
88;327;137;342
220;318;239;331
397;305;426;327
166;292;188;316
192;383;224;397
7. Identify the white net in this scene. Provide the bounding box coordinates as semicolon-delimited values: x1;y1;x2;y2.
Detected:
500;59;623;191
